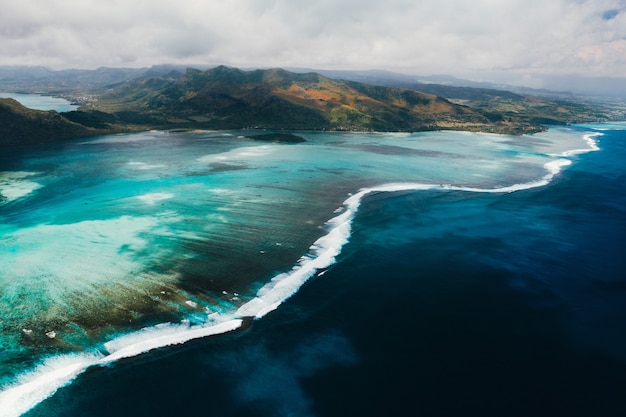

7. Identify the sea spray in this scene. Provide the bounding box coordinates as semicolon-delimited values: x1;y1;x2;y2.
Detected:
0;354;103;417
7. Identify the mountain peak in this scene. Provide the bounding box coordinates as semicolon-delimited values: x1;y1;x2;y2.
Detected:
92;66;521;132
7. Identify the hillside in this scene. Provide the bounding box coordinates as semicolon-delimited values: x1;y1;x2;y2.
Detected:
3;66;622;147
86;66;544;134
0;98;102;146
309;69;623;125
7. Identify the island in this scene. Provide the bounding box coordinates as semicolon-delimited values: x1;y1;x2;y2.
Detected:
245;133;306;143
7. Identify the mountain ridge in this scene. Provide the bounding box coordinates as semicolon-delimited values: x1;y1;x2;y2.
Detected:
1;65;623;146
87;65;542;134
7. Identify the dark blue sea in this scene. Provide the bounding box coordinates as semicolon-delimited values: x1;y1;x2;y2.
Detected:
1;123;625;416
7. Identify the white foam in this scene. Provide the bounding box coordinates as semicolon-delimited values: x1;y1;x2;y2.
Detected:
197;145;275;163
0;320;244;416
79;131;168;144
558;132;601;157
135;192;174;205
0;353;103;417
127;161;167;170
581;122;626;131
101;319;243;363
0;171;42;202
236;190;359;318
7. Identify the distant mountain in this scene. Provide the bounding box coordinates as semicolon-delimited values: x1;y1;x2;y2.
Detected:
287;68;569;97
0;66;56;82
88;66;544;134
0;63;191;82
0;65;187;95
0;98;104;146
297;68;620;126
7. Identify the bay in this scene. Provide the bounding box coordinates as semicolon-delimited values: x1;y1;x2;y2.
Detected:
0;93;78;113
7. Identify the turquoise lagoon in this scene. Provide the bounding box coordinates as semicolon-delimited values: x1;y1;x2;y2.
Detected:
0;93;78;113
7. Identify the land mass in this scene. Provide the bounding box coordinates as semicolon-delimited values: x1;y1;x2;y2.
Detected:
246;133;306;143
78;66;547;134
1;65;624;146
0;98;104;146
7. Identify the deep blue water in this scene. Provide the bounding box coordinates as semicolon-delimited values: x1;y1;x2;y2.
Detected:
15;126;626;416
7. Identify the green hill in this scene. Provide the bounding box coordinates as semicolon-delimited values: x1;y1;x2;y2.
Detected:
310;69;619;126
88;66;543;134
0;98;101;146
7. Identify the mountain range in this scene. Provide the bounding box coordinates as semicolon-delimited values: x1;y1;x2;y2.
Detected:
87;66;526;133
1;65;624;146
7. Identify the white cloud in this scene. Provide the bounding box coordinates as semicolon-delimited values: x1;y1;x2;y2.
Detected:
1;0;626;81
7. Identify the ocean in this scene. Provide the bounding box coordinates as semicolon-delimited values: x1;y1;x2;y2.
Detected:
0;121;625;416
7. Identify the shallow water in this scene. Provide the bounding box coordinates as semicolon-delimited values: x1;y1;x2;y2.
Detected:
0;126;616;416
0;93;77;113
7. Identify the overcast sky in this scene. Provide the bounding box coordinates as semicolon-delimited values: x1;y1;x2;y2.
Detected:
2;0;626;88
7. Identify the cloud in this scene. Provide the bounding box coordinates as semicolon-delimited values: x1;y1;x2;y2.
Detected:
1;0;626;82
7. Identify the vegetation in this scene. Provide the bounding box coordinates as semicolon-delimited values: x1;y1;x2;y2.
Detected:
84;66;543;134
0;98;103;146
313;70;623;127
2;65;625;146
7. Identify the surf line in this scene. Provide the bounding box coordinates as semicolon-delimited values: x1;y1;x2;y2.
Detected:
0;134;601;417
